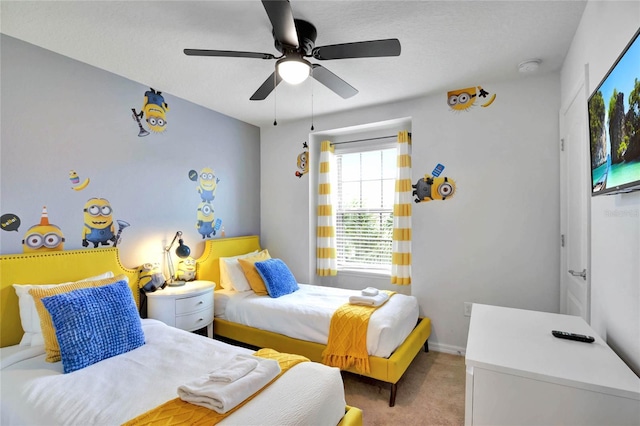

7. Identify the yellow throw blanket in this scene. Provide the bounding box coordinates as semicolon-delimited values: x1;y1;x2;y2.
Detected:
322;291;395;374
123;349;309;426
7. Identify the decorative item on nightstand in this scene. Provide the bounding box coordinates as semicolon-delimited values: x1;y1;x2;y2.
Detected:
138;262;165;293
176;256;196;282
164;231;191;287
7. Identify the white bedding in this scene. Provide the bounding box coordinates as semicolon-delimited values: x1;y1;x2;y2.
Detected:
0;319;346;426
216;284;420;358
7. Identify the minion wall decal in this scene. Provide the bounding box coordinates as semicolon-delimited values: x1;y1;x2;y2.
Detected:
189;167;223;239
295;141;309;178
82;197;116;248
412;164;456;203
447;86;496;111
131;87;169;136
22;206;65;253
195;201;216;239
195;167;219;203
69;170;90;191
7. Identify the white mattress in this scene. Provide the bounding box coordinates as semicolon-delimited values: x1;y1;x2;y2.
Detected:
215;284;419;358
214;288;237;318
0;319;346;426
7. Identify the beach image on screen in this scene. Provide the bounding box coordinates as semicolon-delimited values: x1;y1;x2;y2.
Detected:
589;30;640;194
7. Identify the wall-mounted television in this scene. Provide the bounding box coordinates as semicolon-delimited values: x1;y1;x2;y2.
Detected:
588;27;640;196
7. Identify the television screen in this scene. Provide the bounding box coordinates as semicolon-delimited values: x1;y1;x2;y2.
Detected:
588;27;640;196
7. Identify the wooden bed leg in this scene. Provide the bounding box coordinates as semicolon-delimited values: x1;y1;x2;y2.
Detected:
389;383;397;407
424;339;429;353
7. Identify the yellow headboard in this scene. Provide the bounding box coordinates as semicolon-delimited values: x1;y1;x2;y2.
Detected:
195;235;261;287
0;248;139;348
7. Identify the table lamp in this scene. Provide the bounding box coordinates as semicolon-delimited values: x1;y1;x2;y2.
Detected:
164;231;191;286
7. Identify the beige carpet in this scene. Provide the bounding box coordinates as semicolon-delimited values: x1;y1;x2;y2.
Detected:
342;351;466;425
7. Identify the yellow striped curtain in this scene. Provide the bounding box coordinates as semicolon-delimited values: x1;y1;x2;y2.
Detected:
391;131;412;285
317;140;337;276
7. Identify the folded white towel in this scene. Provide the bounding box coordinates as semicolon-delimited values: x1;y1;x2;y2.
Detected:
178;357;280;414
208;354;259;383
361;287;379;297
349;292;389;307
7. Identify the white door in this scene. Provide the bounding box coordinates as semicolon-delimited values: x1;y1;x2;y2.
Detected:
559;74;590;322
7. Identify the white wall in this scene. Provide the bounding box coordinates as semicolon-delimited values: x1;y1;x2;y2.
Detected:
561;1;640;374
0;35;261;269
261;74;561;353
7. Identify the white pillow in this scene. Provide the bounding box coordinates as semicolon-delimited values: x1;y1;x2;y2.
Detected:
219;250;258;292
12;271;114;346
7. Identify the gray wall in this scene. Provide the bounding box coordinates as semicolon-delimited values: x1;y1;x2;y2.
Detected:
260;73;562;354
561;1;640;374
0;35;260;270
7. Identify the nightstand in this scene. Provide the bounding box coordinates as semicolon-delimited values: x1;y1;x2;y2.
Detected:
465;304;640;425
146;280;215;337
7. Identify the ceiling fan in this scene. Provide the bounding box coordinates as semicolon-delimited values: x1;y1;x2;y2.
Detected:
183;0;401;101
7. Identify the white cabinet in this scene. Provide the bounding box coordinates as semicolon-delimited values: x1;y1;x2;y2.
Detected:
465;304;640;425
146;280;215;337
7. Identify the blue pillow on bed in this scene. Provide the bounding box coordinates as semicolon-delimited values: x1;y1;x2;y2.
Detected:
254;258;299;298
41;280;145;374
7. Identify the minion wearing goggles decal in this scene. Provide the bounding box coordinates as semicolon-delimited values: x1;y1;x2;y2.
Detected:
82;198;116;248
22;206;65;253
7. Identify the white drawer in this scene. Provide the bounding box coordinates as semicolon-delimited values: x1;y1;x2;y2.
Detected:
175;290;213;315
176;308;214;332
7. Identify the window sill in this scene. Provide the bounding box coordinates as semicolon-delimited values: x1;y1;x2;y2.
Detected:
337;268;391;279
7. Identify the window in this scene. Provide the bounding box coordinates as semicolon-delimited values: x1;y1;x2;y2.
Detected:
335;146;396;272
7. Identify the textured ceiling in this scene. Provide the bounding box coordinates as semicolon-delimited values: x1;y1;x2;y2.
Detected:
1;0;587;128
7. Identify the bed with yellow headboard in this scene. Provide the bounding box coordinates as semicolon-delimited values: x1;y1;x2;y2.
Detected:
0;246;362;426
0;248;140;348
195;235;432;407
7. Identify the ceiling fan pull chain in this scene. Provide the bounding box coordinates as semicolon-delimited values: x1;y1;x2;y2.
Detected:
310;72;315;131
273;69;278;126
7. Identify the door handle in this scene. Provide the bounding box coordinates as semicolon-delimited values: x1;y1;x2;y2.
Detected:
568;268;587;280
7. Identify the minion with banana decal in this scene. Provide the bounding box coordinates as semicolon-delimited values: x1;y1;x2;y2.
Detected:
447;86;496;111
82;198;116;248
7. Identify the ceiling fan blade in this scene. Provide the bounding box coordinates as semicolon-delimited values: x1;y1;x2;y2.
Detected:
262;0;298;48
250;71;283;101
311;64;358;99
184;49;276;60
312;39;401;60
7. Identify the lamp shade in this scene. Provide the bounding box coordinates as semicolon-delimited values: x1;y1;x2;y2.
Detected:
277;57;311;85
176;240;191;258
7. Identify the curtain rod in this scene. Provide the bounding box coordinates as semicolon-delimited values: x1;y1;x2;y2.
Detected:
332;132;411;145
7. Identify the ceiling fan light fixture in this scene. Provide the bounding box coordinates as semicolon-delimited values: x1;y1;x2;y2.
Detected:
277;57;311;85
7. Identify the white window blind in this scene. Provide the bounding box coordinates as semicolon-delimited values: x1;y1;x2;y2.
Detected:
335;147;396;272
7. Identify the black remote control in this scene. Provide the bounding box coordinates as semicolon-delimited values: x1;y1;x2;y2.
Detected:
552;330;595;343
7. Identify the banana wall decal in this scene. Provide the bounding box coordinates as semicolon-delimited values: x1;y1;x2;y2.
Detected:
69;170;90;191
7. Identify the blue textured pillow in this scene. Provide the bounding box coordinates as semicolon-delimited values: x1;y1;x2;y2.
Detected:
254;258;299;298
41;280;145;373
